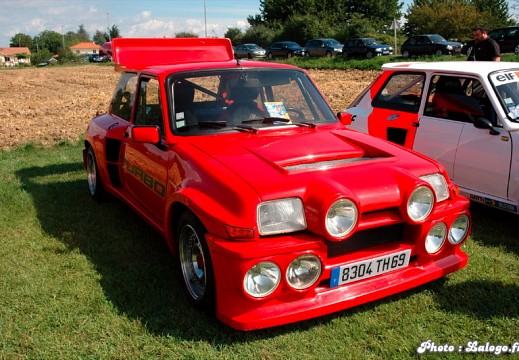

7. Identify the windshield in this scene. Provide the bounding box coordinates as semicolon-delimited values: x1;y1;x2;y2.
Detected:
429;35;447;43
490;69;519;121
169;69;337;135
324;39;341;46
363;38;379;45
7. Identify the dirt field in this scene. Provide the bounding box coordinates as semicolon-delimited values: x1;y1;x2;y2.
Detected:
0;65;380;151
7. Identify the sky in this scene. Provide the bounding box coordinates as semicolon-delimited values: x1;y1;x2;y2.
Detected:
0;0;265;46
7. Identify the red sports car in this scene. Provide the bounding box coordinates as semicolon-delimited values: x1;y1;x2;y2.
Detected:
84;38;471;330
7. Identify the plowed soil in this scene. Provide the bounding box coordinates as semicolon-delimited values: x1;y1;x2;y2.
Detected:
0;65;380;151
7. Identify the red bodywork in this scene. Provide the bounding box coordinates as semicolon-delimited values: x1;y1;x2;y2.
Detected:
84;38;470;330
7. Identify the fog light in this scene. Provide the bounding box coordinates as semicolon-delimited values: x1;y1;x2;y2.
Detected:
425;222;447;254
286;254;322;290
244;261;281;298
448;214;470;245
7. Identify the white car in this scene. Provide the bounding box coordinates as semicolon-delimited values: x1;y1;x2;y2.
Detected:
341;61;519;214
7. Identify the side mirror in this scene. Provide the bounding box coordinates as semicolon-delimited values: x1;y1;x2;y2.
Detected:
131;126;161;143
473;117;500;135
337;112;354;126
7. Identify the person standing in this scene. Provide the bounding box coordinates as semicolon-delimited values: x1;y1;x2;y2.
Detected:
467;25;501;61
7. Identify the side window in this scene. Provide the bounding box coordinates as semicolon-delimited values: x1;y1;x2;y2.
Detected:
424;75;488;123
372;73;425;113
134;78;163;132
110;73;137;120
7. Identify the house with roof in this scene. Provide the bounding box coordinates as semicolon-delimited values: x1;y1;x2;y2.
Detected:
69;42;102;56
0;47;31;66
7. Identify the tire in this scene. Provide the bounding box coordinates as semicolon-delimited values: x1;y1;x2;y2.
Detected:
325;51;332;57
304;51;310;57
402;50;410;58
287;52;293;59
267;52;273;60
435;49;443;56
366;51;373;59
177;211;215;312
86;145;105;201
247;53;253;59
342;51;349;59
514;44;519;55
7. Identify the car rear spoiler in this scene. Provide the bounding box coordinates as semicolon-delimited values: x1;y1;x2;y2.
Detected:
107;38;234;68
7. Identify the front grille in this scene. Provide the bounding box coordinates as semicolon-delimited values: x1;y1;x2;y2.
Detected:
327;223;405;258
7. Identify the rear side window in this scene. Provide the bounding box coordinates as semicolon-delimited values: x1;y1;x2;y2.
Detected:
371;72;425;113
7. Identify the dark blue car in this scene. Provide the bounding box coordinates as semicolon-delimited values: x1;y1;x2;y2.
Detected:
265;41;306;59
342;38;393;59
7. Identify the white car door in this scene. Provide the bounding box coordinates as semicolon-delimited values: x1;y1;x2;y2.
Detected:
453;125;512;202
415;74;512;206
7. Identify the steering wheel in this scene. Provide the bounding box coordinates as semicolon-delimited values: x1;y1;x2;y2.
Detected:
286;108;305;121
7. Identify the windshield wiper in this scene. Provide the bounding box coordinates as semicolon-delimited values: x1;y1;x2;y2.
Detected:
242;117;291;124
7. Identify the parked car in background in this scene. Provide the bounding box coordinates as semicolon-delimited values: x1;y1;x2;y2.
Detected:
342;38;393;58
488;26;519;54
304;38;343;57
342;61;519;214
233;43;267;59
265;41;305;59
84;38;470;331
401;34;462;57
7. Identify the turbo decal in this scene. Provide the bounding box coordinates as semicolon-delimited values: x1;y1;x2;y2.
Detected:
122;158;166;197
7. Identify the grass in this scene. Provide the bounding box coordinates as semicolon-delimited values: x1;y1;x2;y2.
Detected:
0;141;518;359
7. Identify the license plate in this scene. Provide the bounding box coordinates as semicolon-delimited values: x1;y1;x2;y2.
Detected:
330;249;411;287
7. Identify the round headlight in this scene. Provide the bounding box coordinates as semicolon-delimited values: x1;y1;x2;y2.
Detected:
448;214;470;244
286;254;322;290
408;186;434;222
325;199;358;238
244;261;281;298
425;222;447;254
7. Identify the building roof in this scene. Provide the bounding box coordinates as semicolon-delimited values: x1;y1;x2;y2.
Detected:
0;47;31;55
69;42;101;50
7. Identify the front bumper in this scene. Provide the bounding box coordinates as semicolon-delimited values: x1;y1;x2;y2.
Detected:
208;199;470;330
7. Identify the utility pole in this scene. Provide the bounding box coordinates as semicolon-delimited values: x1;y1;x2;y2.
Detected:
107;12;111;41
204;0;207;37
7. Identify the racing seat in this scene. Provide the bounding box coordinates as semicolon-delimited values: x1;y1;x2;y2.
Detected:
430;77;484;122
226;78;265;125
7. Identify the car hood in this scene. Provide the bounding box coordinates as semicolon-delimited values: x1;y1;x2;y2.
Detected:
187;127;440;205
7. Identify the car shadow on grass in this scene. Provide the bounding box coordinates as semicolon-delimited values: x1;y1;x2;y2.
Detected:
15;162;519;343
469;202;519;257
15;162;229;340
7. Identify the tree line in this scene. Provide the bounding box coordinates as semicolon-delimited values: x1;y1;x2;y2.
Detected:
8;0;516;64
225;0;514;48
9;24;121;64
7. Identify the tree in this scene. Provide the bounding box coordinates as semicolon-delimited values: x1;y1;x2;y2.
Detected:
33;30;63;54
224;27;243;44
175;31;199;38
253;0;401;43
405;0;513;40
76;24;90;42
31;48;53;65
472;0;514;27
93;30;108;45
108;24;121;40
9;33;33;48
